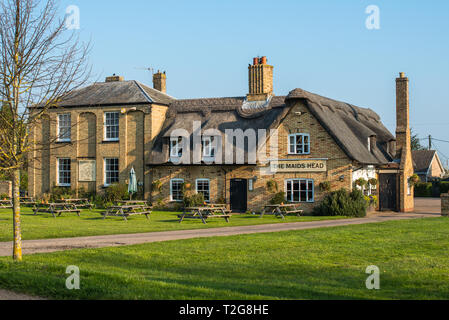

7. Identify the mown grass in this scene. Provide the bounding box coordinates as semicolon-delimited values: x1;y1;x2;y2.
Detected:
0;217;448;300
0;207;347;241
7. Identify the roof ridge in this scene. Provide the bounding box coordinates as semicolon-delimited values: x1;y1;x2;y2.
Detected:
133;80;153;103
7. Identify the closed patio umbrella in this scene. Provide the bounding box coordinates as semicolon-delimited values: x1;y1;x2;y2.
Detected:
128;167;137;200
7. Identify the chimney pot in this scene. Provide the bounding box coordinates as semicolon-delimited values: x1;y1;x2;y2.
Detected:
399;72;405;78
260;56;267;65
253;58;259;65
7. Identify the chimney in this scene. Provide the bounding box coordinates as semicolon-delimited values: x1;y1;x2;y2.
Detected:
153;71;167;94
396;72;411;158
387;139;397;157
105;74;124;82
247;56;274;101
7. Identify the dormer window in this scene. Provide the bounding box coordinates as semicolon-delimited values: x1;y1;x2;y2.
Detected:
288;133;310;155
170;137;183;158
202;136;216;159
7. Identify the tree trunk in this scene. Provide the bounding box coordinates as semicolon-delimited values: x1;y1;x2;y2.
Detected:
12;169;22;261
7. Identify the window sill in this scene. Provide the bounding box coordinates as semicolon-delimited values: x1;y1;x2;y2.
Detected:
103;140;119;144
56;141;72;144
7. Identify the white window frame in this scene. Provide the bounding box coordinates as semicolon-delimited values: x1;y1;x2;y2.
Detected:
288;133;311;155
104;112;120;141
57;158;71;187
196;179;210;202
170;178;184;202
57;113;72;142
170;137;183;158
285;179;315;203
202;136;216;159
104;158;119;187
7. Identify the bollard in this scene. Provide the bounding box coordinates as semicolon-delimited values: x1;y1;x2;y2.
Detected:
441;193;449;217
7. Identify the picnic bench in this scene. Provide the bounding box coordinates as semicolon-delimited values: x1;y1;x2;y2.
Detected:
260;204;303;219
102;203;152;221
178;205;232;224
0;199;12;209
57;198;94;210
20;197;36;207
33;203;81;218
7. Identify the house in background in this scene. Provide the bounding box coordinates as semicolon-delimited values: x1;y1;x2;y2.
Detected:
412;150;445;182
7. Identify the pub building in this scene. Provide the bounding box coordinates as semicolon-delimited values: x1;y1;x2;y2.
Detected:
28;57;414;213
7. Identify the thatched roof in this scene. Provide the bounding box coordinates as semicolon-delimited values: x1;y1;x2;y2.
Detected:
150;88;395;165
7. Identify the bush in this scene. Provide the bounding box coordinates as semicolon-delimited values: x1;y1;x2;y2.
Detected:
49;186;76;202
104;183;129;202
439;182;449;194
313;188;367;217
270;192;286;205
414;182;433;197
183;193;205;208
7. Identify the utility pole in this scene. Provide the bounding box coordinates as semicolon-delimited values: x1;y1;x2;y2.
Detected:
429;135;432;150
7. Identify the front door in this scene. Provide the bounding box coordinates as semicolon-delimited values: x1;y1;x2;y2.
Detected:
379;174;397;211
230;179;248;213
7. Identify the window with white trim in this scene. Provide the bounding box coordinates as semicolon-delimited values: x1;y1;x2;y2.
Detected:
57;158;71;186
202;136;216;159
104;158;119;186
170;137;183;158
104;112;119;141
196;179;210;202
57;114;71;142
288;133;310;155
285;179;314;203
170;179;184;202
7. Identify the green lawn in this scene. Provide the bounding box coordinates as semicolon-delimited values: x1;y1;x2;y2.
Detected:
0;207;347;242
0;217;448;300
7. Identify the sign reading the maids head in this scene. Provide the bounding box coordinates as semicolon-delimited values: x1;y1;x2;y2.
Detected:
270;160;327;173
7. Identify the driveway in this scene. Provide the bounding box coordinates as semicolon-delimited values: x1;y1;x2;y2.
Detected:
0;198;441;257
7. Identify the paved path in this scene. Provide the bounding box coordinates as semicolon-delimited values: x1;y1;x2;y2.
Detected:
0;289;44;300
0;209;440;257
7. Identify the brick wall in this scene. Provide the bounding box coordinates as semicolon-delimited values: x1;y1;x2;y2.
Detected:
0;181;12;198
441;193;449;217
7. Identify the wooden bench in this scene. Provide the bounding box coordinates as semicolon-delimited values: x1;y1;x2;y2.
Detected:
102;205;152;221
179;207;232;224
261;204;303;219
33;203;81;218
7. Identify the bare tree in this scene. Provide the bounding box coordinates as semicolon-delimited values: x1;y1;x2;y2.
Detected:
0;0;90;261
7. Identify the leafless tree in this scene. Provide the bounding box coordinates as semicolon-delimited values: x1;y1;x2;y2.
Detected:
0;0;90;261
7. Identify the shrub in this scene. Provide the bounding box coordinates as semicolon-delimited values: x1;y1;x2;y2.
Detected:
183;193;205;208
104;183;129;202
439;182;449;195
313;188;367;217
319;181;331;192
49;186;76;202
266;179;278;193
414;182;433;197
270;192;286;205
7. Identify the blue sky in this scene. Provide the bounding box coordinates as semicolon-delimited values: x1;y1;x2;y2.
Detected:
62;0;449;165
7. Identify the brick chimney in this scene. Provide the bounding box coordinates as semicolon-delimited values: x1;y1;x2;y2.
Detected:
105;74;124;82
247;56;274;101
153;71;167;93
395;72;411;158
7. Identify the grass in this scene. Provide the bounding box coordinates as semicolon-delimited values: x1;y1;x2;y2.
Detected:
0;217;448;300
0;207;348;241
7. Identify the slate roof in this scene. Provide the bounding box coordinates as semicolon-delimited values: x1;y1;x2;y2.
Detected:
150;88;396;165
48;80;175;108
412;150;438;173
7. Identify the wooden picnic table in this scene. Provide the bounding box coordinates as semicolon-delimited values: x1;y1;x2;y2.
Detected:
0;199;12;209
57;198;94;210
102;204;152;221
33;203;81;218
20;197;36;207
179;205;232;224
260;204;303;219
